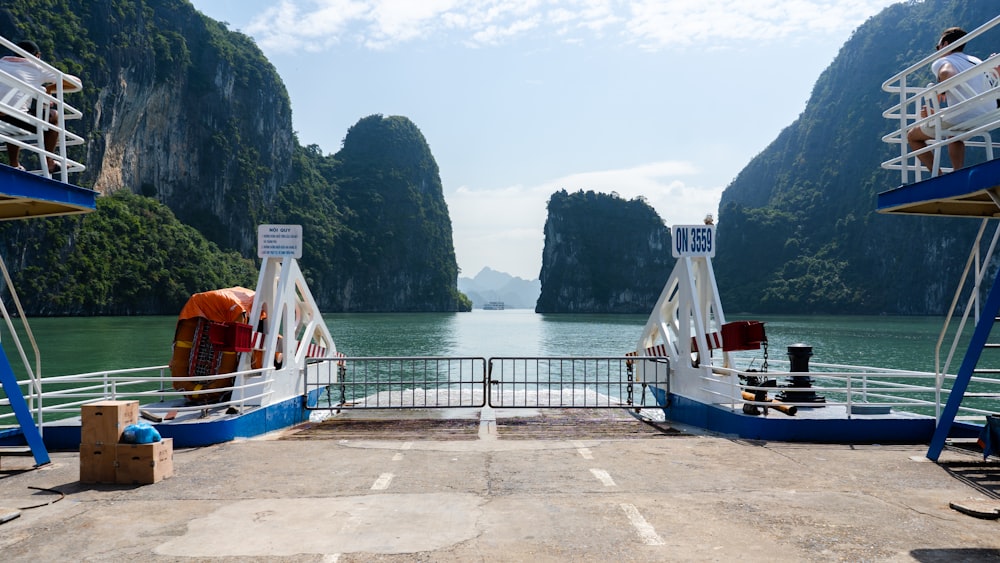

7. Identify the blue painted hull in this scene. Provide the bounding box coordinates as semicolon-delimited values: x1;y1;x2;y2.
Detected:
653;389;978;443
6;389;322;451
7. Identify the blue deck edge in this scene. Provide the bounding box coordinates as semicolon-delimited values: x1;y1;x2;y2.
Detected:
877;158;1000;213
0;164;97;215
654;390;978;444
0;387;323;451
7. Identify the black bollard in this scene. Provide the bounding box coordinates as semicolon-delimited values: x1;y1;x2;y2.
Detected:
777;344;825;405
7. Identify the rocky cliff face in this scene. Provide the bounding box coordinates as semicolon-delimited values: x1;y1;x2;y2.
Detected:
89;2;294;254
536;190;673;313
325;115;464;312
713;0;1000;315
0;2;466;314
2;0;294;255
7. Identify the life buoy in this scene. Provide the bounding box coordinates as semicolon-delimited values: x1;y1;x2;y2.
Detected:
169;287;255;405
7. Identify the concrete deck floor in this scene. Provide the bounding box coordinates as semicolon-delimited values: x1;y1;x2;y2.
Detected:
1;407;999;562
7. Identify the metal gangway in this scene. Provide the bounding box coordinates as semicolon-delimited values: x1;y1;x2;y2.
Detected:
879;15;1000;461
304;356;670;412
0;34;92;466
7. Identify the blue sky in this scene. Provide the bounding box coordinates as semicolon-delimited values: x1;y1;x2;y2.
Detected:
189;0;898;280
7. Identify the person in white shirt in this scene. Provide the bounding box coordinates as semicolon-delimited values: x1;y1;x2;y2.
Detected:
907;27;994;173
0;40;80;172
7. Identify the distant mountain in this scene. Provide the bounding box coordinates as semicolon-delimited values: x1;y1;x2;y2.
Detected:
458;267;540;309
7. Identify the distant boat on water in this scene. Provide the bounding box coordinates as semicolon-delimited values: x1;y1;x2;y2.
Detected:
482;301;505;310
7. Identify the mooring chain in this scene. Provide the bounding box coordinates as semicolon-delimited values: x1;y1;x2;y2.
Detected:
761;339;769;373
627;364;634;406
337;364;348;406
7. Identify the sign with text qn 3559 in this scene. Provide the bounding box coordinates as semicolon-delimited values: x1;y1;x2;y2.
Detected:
258;224;303;258
672;225;715;258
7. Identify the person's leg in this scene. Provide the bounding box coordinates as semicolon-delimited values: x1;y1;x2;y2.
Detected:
5;142;20;169
907;126;936;172
45;109;59;172
0;113;29;169
948;140;966;170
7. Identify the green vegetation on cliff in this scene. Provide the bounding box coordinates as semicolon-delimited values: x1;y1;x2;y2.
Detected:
328;115;466;311
716;0;1000;315
536;190;672;313
0;2;467;314
0;192;256;315
274;116;469;311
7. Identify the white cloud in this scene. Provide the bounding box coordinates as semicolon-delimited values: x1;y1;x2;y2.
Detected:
624;0;893;50
246;0;897;53
250;0;371;52
537;161;722;227
448;160;723;279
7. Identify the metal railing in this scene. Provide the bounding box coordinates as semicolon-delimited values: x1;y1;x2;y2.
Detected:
303;355;670;410
0;35;85;182
0;253;43;432
0;364;281;428
713;358;1000;422
935;219;999;398
488;356;669;408
307;357;487;409
881;15;1000;184
9;352;998;427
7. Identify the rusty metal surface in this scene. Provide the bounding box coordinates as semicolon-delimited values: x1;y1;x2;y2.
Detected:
494;408;684;440
284;418;482;440
283;408;684;441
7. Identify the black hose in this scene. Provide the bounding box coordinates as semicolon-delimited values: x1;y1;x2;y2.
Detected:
18;486;65;510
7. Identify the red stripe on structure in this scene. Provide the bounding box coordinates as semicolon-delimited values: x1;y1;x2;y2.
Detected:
691;332;722;353
627;344;670;357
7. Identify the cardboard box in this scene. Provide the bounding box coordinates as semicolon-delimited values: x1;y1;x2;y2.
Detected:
115;438;173;485
79;443;116;483
81;400;139;445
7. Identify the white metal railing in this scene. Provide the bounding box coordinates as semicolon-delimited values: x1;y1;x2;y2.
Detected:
882;15;1000;183
0;364;288;428
935;219;1000;402
304;355;669;410
0;35;85;182
0;252;44;432
710;359;1000;423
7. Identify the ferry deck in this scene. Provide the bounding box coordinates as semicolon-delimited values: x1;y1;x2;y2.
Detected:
0;409;999;561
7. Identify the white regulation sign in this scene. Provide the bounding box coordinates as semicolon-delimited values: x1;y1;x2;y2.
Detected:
671;224;715;258
258;224;303;258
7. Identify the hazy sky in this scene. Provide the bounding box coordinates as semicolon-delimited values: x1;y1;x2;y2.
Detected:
188;0;898;280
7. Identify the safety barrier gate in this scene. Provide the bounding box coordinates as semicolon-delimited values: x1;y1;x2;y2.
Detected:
304;356;669;410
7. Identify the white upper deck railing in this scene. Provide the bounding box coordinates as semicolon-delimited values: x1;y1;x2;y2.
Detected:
882;15;1000;184
0;35;85;183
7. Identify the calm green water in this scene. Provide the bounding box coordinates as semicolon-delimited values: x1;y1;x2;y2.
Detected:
0;311;965;378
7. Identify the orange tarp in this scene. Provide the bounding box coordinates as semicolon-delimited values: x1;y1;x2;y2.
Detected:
171;287;258;404
177;286;255;323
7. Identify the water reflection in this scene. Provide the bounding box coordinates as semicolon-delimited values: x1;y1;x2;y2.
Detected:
3;316;177;376
326;313;458;356
537;313;646;357
743;315;957;372
326;310;646;358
